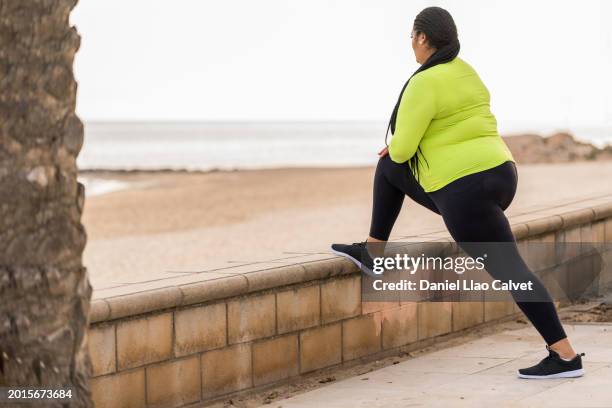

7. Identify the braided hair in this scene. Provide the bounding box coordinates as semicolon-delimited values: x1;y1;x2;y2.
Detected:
385;7;461;181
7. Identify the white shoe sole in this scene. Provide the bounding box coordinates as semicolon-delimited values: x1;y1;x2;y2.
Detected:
330;247;378;277
517;368;584;379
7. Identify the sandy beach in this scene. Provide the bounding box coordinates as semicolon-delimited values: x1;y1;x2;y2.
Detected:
81;161;612;291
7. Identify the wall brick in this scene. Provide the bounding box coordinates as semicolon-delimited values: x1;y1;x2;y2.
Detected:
484;301;516;322
362;301;400;315
252;334;299;386
201;343;252;399
321;276;361;323
539;232;556;244
401;267;437;303
276;285;320;334
342;313;382;361
227;293;275;343
599;221;612;290
91;369;145;408
299;323;342;373
516;240;530;268
581;223;595;244
605;218;612;243
146;356;200;408
539;265;570;303
593;221;606;244
556;227;581;263
600;249;612;289
417;302;451;340
174;303;226;356
525;235;557;272
88;324;116;376
567;256;597;299
452;301;484;331
116;313;173;370
381;303;417;350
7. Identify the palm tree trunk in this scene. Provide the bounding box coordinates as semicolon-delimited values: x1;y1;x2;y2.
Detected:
0;0;92;406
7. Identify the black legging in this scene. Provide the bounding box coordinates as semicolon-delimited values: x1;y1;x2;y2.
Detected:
370;155;566;345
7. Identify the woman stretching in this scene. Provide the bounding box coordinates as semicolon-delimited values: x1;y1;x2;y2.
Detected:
331;7;584;379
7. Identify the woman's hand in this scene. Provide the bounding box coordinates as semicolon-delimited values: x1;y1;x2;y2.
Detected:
378;147;389;158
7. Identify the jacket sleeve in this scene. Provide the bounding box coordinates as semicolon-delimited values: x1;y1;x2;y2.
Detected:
388;75;436;164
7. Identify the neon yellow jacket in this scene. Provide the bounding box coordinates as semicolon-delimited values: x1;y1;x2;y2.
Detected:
388;57;514;192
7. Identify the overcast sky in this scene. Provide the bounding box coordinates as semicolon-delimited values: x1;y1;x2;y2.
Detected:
72;0;612;130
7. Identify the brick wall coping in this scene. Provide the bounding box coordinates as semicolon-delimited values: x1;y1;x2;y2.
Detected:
89;200;612;324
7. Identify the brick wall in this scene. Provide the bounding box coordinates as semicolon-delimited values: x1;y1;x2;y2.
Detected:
87;204;612;407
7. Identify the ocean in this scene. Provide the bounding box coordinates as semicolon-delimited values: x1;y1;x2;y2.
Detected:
77;121;612;173
77;121;385;172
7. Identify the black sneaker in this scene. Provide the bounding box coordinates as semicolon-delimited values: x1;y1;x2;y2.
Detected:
330;242;379;277
517;346;585;379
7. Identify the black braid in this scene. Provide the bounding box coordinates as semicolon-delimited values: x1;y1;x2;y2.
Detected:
385;7;460;182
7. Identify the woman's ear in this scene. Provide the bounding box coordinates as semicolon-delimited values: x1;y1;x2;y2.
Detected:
418;32;426;45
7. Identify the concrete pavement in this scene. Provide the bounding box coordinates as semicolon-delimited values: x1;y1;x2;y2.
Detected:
273;323;612;408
